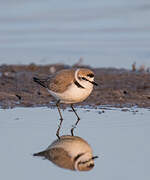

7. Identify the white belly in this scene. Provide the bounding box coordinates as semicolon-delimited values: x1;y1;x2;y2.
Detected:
48;83;93;104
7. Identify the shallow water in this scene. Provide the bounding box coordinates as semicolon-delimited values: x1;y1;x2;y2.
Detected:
0;107;150;179
0;0;150;68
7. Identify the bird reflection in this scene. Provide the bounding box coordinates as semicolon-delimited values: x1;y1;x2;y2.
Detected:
33;135;98;171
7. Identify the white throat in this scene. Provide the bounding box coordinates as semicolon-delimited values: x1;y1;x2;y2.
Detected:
75;69;80;82
74;152;93;170
75;69;93;90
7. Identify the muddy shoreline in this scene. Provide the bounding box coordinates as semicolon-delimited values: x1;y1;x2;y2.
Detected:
0;63;150;109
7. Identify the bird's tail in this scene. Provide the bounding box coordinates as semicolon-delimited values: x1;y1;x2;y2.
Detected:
33;77;48;88
33;150;47;157
33;150;51;161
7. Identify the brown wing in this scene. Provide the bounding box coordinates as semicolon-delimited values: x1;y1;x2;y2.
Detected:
49;148;75;170
33;148;75;170
48;69;76;93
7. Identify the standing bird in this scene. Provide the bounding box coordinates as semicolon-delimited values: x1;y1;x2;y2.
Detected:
33;68;98;138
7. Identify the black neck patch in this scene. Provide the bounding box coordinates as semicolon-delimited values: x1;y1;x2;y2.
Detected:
74;153;85;162
74;80;85;89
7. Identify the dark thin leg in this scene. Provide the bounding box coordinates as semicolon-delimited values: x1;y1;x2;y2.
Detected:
56;100;63;139
70;104;80;136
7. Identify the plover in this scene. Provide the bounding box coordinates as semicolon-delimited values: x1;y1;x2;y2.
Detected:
33;135;98;171
33;68;97;138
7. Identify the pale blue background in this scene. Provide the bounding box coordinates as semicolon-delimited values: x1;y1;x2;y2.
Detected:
0;0;150;68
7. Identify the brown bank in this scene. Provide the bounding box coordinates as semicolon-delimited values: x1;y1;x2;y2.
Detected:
0;63;150;109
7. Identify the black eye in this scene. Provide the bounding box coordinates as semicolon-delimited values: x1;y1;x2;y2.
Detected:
82;77;87;81
87;73;94;78
87;163;94;168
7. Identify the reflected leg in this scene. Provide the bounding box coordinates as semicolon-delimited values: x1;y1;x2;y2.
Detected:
56;100;63;139
70;104;80;136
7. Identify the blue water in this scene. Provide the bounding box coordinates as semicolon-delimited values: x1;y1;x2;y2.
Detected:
0;107;150;180
0;0;150;68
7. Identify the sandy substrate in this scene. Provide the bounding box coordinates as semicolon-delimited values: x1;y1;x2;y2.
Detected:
0;63;150;109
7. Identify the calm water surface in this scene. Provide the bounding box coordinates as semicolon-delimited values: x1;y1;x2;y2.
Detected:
0;0;150;68
0;107;150;180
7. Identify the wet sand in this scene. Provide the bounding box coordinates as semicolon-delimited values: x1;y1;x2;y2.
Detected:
0;64;150;109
